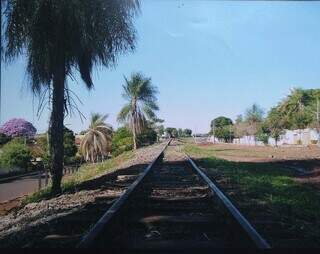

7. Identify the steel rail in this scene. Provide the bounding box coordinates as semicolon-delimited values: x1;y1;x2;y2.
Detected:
186;154;271;249
77;139;171;248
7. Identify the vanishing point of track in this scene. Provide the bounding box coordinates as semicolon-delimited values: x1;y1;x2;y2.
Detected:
78;139;270;251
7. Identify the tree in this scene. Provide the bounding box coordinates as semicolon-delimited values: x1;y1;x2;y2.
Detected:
117;72;159;149
147;118;164;141
278;88;315;129
80;113;112;163
0;118;36;138
3;0;139;194
244;104;264;144
210;116;233;142
137;127;157;146
178;128;183;137
256;121;270;145
234;121;250;138
235;114;243;124
165;127;178;138
183;129;192;137
267;115;284;147
63;127;77;163
156;125;165;137
211;116;233;130
245;104;264;124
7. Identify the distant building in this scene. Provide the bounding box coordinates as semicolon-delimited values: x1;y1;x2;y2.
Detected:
233;136;264;146
212;128;319;146
268;128;319;146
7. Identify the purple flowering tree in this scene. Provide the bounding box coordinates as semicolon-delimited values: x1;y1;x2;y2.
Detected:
0;118;37;138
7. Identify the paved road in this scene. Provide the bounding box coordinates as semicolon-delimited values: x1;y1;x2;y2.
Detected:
0;173;45;202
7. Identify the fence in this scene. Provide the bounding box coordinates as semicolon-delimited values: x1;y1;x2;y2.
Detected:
209;128;320;147
37;165;80;190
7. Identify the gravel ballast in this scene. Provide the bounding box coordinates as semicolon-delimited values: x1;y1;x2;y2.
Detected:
0;143;166;248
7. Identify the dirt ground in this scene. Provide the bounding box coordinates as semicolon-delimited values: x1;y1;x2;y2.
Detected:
196;143;320;186
197;143;319;162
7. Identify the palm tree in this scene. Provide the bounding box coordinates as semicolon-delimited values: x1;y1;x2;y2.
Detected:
3;0;139;194
80;113;112;163
117;72;159;149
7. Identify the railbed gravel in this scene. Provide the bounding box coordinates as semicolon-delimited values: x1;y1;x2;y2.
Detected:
0;142;166;247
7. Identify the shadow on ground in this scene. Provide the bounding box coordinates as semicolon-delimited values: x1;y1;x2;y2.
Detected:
0;162;149;248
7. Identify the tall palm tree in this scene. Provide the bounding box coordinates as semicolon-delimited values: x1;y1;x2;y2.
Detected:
3;0;139;194
117;72;159;149
80;113;112;163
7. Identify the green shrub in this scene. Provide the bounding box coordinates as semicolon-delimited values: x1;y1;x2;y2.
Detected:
311;140;318;145
64;154;82;165
36;127;77;165
63;127;77;161
0;133;11;146
137;127;157;146
0;139;32;170
112;127;133;156
256;132;269;145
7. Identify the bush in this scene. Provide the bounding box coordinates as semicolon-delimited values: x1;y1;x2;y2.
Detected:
0;133;11;146
0;139;32;171
137;127;157;146
37;127;77;164
112;127;133;156
63;127;77;161
64;154;82;165
257;132;269;145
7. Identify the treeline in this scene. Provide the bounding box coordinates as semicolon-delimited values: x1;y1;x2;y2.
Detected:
210;88;320;145
164;128;192;138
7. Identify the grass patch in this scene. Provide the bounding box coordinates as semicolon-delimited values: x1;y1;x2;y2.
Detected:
22;150;134;205
183;144;320;247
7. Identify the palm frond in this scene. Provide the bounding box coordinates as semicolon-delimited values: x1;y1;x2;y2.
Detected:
117;104;131;123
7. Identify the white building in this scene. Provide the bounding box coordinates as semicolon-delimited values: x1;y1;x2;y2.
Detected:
233;136;264;146
268;128;319;146
211;128;319;146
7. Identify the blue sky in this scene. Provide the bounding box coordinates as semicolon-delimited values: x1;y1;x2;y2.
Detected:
1;0;320;133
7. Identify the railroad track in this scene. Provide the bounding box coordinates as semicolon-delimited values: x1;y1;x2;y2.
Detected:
78;139;270;251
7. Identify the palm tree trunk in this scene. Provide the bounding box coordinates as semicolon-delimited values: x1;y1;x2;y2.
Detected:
49;64;65;195
132;99;137;150
132;126;137;150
